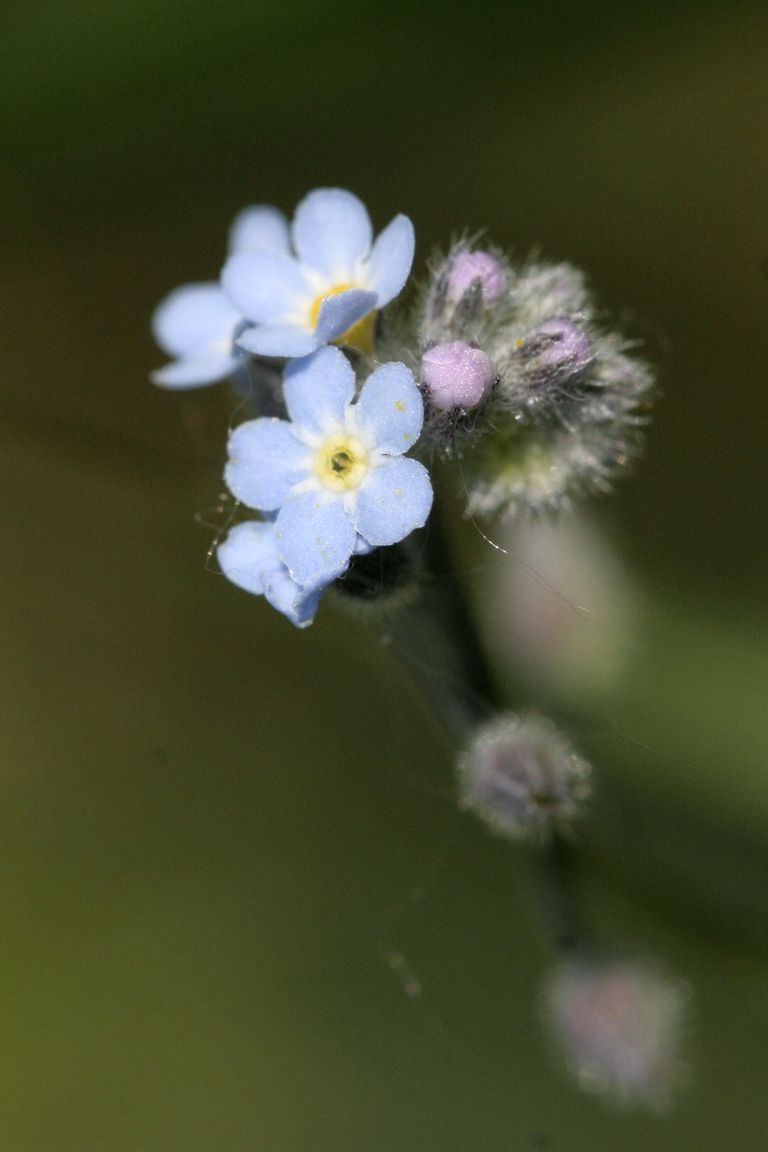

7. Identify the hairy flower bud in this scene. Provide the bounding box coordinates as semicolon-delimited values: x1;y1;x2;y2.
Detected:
519;317;591;386
465;327;654;518
421;340;495;412
544;957;689;1111
447;249;507;305
456;713;591;842
510;261;590;325
417;243;512;350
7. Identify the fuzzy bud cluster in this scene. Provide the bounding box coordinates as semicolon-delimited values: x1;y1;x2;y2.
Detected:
416;243;654;518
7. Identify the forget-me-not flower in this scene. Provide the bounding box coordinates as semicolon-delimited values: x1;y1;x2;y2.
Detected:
224;346;433;587
221;189;415;359
217;519;329;628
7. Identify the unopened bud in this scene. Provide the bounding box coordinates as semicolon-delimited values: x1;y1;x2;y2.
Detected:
519;318;591;387
456;713;591;842
447;249;507;304
421;341;495;412
482;515;637;701
545;958;689;1111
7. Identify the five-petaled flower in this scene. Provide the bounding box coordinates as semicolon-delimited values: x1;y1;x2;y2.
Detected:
221;188;415;359
224;346;433;589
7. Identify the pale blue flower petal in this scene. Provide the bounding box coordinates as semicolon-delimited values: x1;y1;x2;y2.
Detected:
221;251;310;325
229;206;290;254
283;346;356;433
264;569;324;628
217;520;278;595
151;353;241;389
367;214;415;307
217;519;326;627
292;188;373;279
152;283;240;357
237;323;318;359
354;362;424;455
225;419;309;511
275;491;356;586
355;457;433;547
315;288;378;342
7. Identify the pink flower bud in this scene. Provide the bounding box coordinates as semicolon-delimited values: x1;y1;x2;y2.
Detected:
421;341;495;412
545;958;688;1111
523;317;591;383
447;249;506;304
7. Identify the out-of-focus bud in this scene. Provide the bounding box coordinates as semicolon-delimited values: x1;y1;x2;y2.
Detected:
447;249;507;305
480;515;638;702
421;340;495;412
544;957;689;1111
456;713;591;842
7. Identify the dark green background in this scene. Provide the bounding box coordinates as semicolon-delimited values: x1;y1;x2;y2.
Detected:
2;1;768;1148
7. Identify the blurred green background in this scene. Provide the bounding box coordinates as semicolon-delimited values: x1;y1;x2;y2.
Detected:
3;1;768;1148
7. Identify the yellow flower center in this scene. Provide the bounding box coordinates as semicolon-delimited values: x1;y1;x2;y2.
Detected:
308;283;376;357
314;434;369;492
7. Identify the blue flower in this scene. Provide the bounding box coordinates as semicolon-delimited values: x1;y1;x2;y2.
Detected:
217;519;328;628
224;346;433;588
150;283;243;389
221;188;415;359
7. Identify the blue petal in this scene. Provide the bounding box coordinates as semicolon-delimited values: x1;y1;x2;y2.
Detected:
367;214;415;307
264;569;324;628
225;419;309;511
275;490;356;586
314;288;377;342
218;520;326;627
221;251;310;324
151;352;241;389
152;283;240;357
283;346;356;434
237;323;318;359
354;457;433;547
229;206;290;255
292;188;372;279
217;520;280;595
354;362;424;455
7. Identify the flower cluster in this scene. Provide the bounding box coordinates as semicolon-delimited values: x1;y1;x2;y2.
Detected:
416;244;653;517
152;187;654;625
150;187;691;1116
